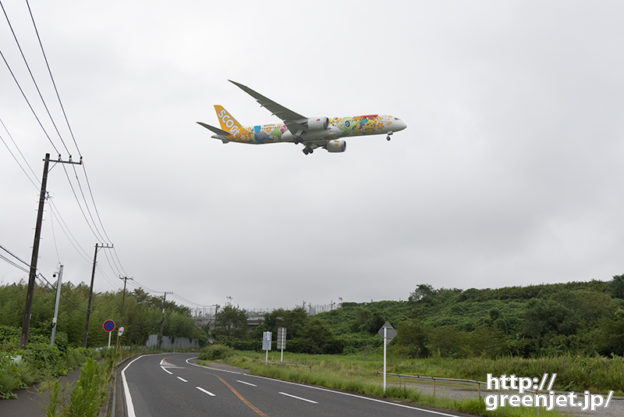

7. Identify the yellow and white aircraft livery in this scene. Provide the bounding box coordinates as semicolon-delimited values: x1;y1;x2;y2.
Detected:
197;80;407;155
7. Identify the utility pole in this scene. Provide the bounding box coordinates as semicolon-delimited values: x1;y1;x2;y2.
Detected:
21;153;81;348
50;264;64;346
119;276;133;316
82;243;114;347
158;291;172;349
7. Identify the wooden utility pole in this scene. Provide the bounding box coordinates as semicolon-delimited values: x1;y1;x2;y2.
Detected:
20;153;81;348
82;243;113;347
119;276;133;316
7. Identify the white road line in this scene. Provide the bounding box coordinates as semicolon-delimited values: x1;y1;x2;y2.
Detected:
177;376;188;383
196;386;216;397
279;392;318;404
122;354;157;417
245;373;463;417
236;380;257;387
185;357;243;375
185;355;462;417
160;366;173;375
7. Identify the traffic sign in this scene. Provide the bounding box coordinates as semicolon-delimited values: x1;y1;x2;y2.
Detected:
103;320;115;332
262;331;272;351
277;327;286;350
377;321;397;344
118;326;125;336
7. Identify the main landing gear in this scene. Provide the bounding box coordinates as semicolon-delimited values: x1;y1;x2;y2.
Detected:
294;137;303;144
302;146;314;155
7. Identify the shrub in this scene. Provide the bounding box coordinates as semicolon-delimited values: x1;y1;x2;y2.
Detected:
199;344;233;360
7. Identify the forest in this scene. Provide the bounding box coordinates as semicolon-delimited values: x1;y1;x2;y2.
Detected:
1;275;623;358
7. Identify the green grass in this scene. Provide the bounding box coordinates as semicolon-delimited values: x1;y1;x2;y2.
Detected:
199;351;578;417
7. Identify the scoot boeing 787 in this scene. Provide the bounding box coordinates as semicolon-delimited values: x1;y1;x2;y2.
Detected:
197;80;407;155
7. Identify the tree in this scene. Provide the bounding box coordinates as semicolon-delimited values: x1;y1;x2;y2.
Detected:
291;318;343;354
394;320;430;358
611;275;624;299
213;306;248;340
408;284;435;303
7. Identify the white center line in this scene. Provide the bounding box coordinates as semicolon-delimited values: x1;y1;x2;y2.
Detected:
196;386;216;397
177;376;188;383
160;366;173;375
236;380;257;387
279;392;318;404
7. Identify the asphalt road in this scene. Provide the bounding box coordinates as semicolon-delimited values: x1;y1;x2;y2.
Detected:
122;353;462;417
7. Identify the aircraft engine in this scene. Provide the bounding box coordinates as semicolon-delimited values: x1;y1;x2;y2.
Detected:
306;117;329;130
325;139;346;153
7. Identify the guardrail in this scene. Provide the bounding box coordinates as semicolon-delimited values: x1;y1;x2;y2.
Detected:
376;372;484;397
266;361;314;371
377;373;624;401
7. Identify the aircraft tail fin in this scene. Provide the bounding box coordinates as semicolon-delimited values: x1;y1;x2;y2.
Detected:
214;105;249;136
196;121;230;137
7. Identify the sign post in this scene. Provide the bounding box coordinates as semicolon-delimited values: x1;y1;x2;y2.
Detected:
377;321;396;392
277;327;287;362
262;331;272;364
116;326;124;353
103;320;115;348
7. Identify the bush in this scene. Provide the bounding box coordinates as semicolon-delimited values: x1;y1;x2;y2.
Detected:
199;344;233;360
22;343;63;375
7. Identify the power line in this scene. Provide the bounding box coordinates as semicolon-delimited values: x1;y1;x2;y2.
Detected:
47;199;91;263
0;48;60;154
22;1;131;277
0;252;29;272
0;116;40;187
0;1;71;155
24;0;81;156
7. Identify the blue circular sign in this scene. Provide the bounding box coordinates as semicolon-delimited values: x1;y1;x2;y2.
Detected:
103;320;115;332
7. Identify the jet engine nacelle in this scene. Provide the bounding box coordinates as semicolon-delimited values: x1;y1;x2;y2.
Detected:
306;117;329;131
325;139;346;153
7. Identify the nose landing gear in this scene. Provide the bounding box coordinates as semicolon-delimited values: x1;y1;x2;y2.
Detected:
386;131;393;141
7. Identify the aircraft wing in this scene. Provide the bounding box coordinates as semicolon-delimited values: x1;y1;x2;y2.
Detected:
228;80;308;134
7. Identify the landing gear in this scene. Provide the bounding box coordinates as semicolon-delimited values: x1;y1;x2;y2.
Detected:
294;137;303;144
302;147;314;155
386;131;393;141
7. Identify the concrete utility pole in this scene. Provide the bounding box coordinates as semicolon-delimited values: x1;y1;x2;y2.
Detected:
119;276;133;316
158;291;172;348
50;264;64;346
21;153;81;348
82;243;114;347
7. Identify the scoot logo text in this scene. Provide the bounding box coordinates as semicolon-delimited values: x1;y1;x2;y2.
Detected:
218;109;240;135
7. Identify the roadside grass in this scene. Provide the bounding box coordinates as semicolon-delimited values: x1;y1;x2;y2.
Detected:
217;350;623;395
196;350;624;417
197;353;566;417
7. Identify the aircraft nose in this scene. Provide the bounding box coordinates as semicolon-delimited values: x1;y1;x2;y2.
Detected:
396;119;407;131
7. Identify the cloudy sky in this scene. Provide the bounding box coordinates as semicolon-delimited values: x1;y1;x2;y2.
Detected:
1;0;623;310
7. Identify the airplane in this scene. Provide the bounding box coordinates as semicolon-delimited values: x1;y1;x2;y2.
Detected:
197;80;407;155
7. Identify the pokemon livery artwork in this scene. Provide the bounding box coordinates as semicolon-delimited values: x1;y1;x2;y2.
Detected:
197;80;407;155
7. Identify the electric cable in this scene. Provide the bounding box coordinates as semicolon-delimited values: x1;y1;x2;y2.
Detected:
0;48;60;154
0;1;71;155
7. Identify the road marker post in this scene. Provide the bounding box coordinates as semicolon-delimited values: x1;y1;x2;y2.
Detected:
116;326;124;353
377;322;397;393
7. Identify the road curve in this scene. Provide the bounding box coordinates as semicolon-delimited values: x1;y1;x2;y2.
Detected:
122;352;463;417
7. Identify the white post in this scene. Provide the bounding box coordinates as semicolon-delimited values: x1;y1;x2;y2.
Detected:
265;349;268;364
383;326;387;392
108;330;112;348
281;347;283;362
50;265;63;346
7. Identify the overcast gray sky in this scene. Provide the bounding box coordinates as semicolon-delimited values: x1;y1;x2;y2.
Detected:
1;0;623;310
